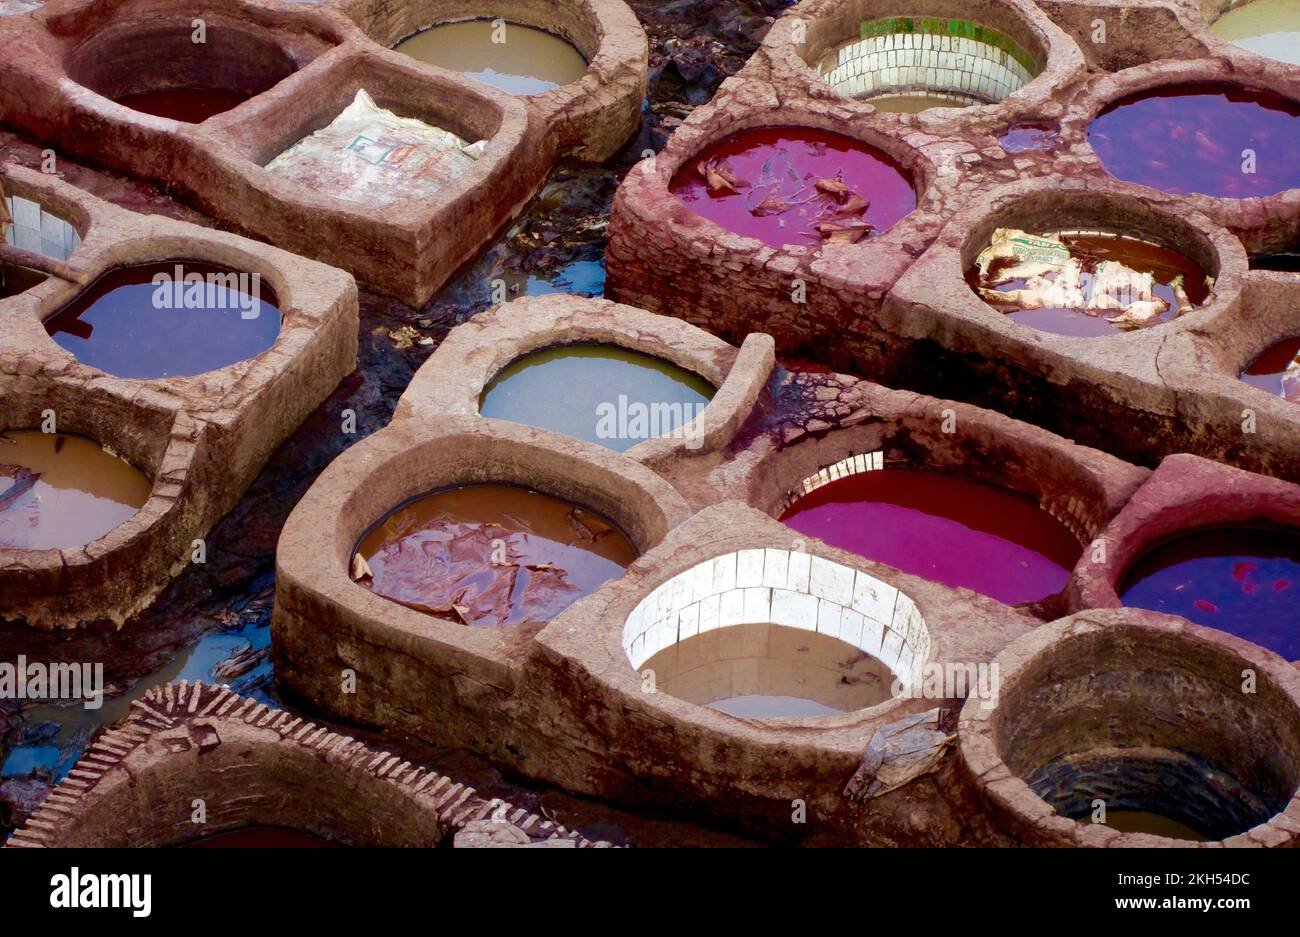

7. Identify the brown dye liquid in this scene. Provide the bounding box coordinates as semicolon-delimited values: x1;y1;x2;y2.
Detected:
113;89;252;123
1099;811;1209;842
356;484;636;628
871;94;973;114
0;262;46;298
0;430;151;551
640;623;896;718
180;827;342;848
394;19;588;95
966;232;1211;337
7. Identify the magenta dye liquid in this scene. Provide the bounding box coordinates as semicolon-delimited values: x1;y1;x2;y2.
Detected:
1120;527;1300;660
1088;85;1300;198
779;468;1081;605
670;127;916;249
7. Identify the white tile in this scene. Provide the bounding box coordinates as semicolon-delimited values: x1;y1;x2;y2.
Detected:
786;551;811;592
698;593;721;634
861;615;884;655
670;573;691;614
881;629;904;671
762;549;789;588
736;549;765;588
840;609;866;650
690;562;713;603
678;602;700;641
718;588;745;627
712;553;737;594
771;588;818;632
810;556;854;605
816;599;842;640
851;572;898;623
743;587;771;623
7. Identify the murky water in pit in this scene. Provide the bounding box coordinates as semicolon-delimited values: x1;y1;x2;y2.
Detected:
0;431;151;551
480;344;715;452
395;19;588;95
1211;0;1300;66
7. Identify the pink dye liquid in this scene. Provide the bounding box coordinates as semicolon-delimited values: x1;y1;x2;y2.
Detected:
669;127;916;249
1089;85;1300;198
1241;336;1300;400
779;468;1081;605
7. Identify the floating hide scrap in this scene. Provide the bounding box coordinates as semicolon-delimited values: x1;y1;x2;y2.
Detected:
264;90;487;208
973;228;1205;332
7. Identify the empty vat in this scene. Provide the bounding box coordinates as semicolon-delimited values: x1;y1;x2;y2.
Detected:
2;191;80;298
813;16;1041;112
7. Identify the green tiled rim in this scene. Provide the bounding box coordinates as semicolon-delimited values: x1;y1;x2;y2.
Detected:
858;17;1040;76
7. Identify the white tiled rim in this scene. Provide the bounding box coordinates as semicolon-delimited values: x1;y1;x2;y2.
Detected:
623;548;931;694
818;17;1040;108
3;194;81;261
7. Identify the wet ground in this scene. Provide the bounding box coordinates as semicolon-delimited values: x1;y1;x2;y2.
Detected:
0;0;797;846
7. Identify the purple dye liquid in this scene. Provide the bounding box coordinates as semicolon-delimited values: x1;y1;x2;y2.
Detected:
779;468;1081;605
1120;527;1300;660
669;127;916;249
1241;335;1300;400
1089;85;1300;198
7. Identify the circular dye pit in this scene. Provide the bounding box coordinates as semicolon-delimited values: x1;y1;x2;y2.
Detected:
985;622;1300;844
69;25;297;123
966;230;1212;337
180;827;343;848
780;467;1080;605
394;19;588;95
1241;335;1300;401
641;624;895;719
44;262;282;379
1211;0;1300;67
0;430;151;551
1088;85;1300;198
1120;526;1300;660
814;17;1040;112
669;127;916;249
355;484;636;628
480;344;715;452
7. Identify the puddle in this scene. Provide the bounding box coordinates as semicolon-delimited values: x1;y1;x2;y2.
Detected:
870;94;972;114
0;431;151;550
1098;810;1208;841
1241;336;1300;400
43;261;281;379
1211;0;1300;66
998;124;1058;152
480;343;715;451
670;127;916;249
1119;526;1300;659
1088;84;1300;197
640;623;895;718
180;827;343;848
355;484;636;628
966;229;1211;337
780;467;1080;605
395;19;588;95
2;611;273;781
113;89;252;123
